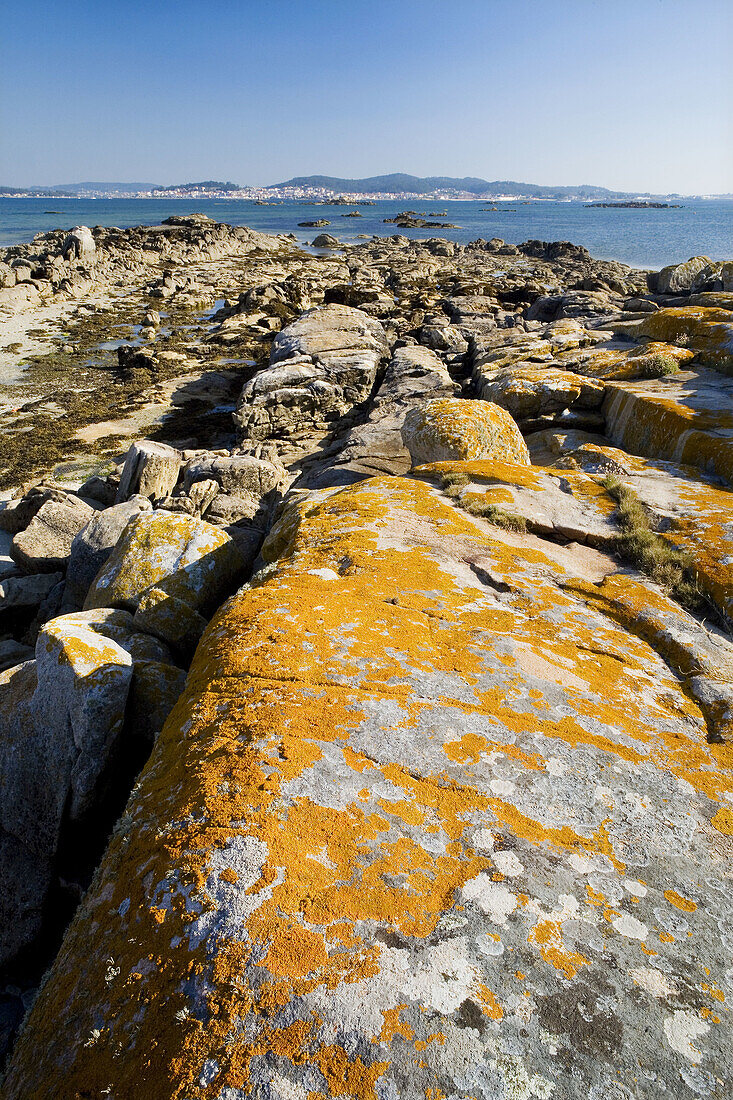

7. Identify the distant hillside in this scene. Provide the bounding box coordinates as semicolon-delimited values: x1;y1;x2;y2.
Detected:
0;186;74;197
46;182;159;192
155;181;242;193
272;173;655;200
1;181;245;197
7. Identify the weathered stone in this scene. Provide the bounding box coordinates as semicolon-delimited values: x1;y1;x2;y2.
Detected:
0;609;176;970
0;639;34;673
0;487;73;535
235;304;388;440
185;477;219;516
76;474;118;508
115;440;183;502
650;256;712;294
527;289;621;322
558;443;733;622
311;233;340;248
184;454;286;500
60;226;96;263
84;510;245;617
402;397;530;466
133;587;209;655
10;496;94;573
416;458;618;546
475;365;605;427
223;523;266;568
204;493;261;526
603;366;733;485
0;571;63;611
6;476;732;1097
126;660;187;748
306;345;457;486
612;305;733;374
65;496;152;608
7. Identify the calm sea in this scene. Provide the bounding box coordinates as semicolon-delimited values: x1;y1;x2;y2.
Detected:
1;197;731;270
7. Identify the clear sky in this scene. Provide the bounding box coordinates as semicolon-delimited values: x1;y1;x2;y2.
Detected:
1;0;731;193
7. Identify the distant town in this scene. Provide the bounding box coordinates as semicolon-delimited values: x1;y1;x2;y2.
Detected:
2;173;725;202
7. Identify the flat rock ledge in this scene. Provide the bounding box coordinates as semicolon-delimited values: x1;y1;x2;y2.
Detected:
4;475;732;1099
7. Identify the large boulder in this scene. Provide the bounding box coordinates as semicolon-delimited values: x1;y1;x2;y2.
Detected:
0;609;179;971
115;440;183;502
305;345;457;486
6;476;732;1097
10;496;95;573
183;453;286;503
402;397;531;466
0;487;75;536
234;304;389;440
650;256;712;294
83;511;246;644
526;290;622;323
65;496;152;609
60;226;96;263
475;366;606;429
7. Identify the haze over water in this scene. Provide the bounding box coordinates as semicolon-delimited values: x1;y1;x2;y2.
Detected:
1;197;731;270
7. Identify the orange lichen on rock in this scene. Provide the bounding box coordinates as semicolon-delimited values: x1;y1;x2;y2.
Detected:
615;306;733;373
604;369;733;485
402;397;531;467
4;474;733;1098
664;890;697;913
528;919;590;980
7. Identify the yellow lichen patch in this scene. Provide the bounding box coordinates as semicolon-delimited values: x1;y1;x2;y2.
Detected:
617;307;733;373
565;444;733;621
664;890;697;913
415;458;545;491
376;1006;415;1043
557;341;694;381
711;807;733;834
604;376;733;486
474;984;504;1020
585;886;605;907
314;1046;389;1100
443;732;489;763
413;456;618;539
528;920;590;980
84;509;244;615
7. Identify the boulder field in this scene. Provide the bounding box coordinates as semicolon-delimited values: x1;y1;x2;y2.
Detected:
0;231;732;1097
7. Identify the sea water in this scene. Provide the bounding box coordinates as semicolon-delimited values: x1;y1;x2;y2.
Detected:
0;197;731;270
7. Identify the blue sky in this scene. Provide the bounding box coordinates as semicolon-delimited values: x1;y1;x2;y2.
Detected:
1;0;731;192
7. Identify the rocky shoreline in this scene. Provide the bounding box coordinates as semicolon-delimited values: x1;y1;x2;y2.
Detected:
0;218;732;1096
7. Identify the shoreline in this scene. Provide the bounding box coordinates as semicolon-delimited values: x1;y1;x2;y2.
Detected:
0;198;730;268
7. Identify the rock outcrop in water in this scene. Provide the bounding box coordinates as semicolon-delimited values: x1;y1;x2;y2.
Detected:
0;221;732;1098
